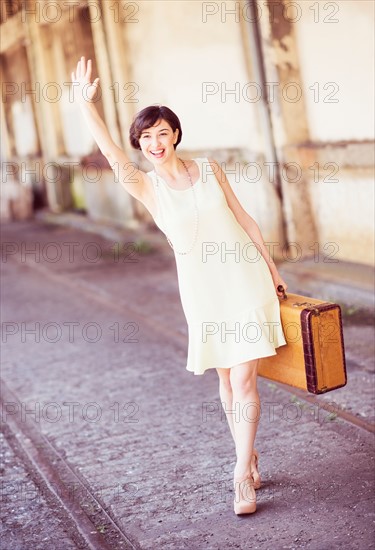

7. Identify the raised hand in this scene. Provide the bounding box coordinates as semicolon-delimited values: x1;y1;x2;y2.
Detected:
71;56;100;105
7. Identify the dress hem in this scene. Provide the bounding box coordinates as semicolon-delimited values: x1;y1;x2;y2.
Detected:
185;340;287;376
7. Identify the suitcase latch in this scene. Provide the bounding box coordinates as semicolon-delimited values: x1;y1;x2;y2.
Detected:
292;302;321;315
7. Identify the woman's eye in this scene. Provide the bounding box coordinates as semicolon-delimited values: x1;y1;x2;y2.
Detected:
141;133;167;139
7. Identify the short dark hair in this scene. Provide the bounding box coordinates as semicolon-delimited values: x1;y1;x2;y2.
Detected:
129;105;182;150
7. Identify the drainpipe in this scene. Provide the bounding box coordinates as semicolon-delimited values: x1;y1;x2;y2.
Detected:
245;0;289;249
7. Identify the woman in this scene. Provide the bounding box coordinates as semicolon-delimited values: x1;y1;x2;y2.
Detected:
71;56;288;516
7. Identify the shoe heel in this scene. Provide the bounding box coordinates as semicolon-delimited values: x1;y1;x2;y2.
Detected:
233;475;256;515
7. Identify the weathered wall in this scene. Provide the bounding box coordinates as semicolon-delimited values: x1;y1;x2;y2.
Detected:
295;0;374;142
293;0;375;264
1;0;374;265
126;1;262;152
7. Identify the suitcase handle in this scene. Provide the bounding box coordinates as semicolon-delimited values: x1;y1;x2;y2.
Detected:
277;285;288;300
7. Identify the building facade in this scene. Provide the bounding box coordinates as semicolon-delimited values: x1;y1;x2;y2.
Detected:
1;0;374;265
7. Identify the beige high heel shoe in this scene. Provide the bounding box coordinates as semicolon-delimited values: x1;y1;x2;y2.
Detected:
251;449;261;490
233;474;256;515
233;449;261;490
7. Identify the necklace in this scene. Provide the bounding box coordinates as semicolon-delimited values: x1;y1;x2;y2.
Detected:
153;158;199;255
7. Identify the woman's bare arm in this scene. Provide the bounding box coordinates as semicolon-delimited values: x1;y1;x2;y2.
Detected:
71;56;148;202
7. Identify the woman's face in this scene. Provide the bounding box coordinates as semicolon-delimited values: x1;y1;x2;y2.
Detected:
138;118;179;164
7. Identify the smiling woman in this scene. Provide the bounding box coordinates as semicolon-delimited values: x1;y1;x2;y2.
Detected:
72;56;289;517
129;104;183;152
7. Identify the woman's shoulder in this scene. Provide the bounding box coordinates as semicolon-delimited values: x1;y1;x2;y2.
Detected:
193;156;216;172
198;157;221;180
197;157;219;169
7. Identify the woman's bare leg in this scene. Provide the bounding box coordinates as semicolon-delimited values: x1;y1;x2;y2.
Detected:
216;367;235;444
229;359;260;479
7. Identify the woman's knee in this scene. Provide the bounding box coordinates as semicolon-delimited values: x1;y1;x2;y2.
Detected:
230;359;258;396
216;367;232;392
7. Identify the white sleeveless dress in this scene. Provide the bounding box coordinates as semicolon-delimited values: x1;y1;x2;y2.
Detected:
146;157;287;376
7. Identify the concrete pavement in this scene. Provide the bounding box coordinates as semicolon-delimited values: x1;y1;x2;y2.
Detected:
1;216;374;549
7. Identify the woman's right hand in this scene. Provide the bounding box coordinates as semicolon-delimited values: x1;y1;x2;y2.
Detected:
71;56;100;106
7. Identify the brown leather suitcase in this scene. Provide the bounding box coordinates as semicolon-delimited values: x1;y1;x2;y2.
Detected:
258;287;347;394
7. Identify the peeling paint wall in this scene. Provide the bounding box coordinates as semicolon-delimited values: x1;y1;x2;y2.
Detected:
1;0;374;266
307;170;374;264
292;0;375;265
256;0;374;266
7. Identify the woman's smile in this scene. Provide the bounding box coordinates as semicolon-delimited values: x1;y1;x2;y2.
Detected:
150;149;165;158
